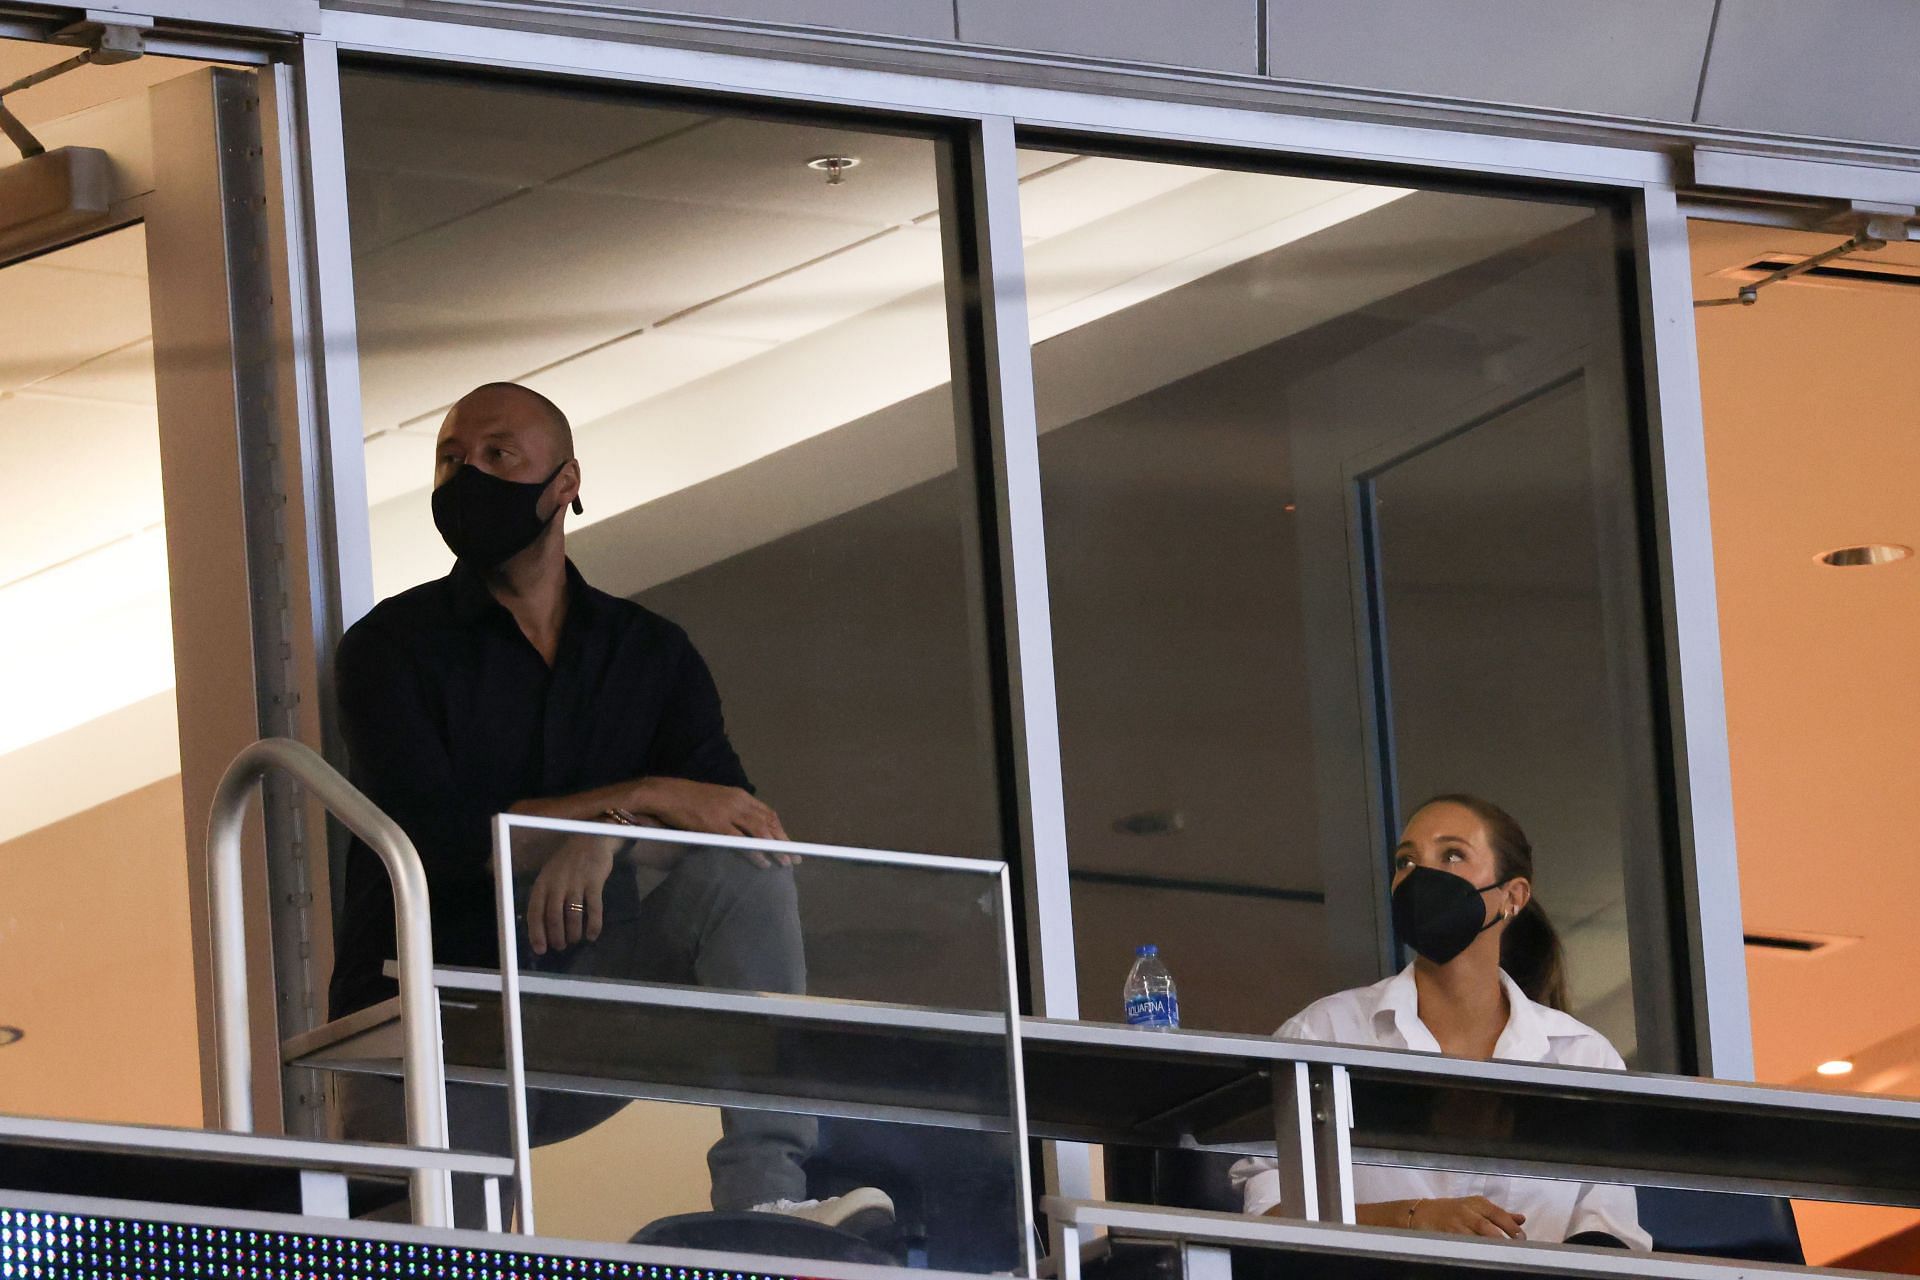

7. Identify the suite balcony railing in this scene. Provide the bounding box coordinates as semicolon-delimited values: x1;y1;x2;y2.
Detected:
149;741;1920;1278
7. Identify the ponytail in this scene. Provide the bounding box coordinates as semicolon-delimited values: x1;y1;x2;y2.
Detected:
1414;792;1570;1012
1500;898;1569;1012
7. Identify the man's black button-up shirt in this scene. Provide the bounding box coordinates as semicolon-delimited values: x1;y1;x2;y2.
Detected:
328;559;750;1017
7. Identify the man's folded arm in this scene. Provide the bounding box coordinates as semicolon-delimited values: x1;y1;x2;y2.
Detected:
645;639;753;791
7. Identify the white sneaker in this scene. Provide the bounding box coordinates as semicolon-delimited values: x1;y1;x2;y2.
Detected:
751;1186;895;1236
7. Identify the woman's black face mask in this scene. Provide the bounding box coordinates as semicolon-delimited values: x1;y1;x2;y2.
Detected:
431;461;576;568
1390;865;1511;966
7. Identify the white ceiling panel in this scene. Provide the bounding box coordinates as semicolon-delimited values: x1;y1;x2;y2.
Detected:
0;562;174;755
1015;153;1217;242
339;71;705;187
0;38;215;143
0;394;161;585
345;167;524;257
667;226;947;346
523;328;772;432
558;117;941;230
1021;172;1372;323
32;339;157;407
355;298;600;435
361;429;437;509
353;188;883;328
0;264;151;392
33;227;148;279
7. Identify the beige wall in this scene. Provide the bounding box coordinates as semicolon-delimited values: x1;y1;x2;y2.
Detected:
531;1102;723;1240
0;777;202;1125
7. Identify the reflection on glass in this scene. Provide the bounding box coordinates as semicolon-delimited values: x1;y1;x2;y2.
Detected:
342;69;1004;878
480;822;1025;1269
0;225;200;1125
1017;148;1664;1061
1368;372;1653;1056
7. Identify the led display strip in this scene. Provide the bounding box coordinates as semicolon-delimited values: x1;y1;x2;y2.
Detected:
0;1207;804;1280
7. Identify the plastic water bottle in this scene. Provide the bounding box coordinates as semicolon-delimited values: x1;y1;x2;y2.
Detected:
1123;944;1180;1029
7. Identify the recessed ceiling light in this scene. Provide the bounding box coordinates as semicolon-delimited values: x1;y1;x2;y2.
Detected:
1816;1059;1854;1076
0;1026;22;1049
1816;544;1912;567
805;155;861;186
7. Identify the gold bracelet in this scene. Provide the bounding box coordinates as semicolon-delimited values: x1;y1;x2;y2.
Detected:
1407;1200;1423;1230
601;807;640;826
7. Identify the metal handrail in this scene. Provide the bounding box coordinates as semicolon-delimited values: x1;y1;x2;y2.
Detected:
207;737;452;1227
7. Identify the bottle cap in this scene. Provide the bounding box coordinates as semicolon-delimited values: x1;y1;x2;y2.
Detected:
1135;944;1158;957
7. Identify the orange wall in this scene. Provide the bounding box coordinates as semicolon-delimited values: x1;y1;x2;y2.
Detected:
1694;222;1920;1266
0;776;202;1125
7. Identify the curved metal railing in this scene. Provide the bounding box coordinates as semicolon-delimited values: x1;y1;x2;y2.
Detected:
207;737;452;1226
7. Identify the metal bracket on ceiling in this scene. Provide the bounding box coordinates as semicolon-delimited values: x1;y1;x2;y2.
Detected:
0;13;147;161
1694;204;1914;309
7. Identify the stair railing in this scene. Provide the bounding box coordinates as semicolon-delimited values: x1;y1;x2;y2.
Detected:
207;737;453;1226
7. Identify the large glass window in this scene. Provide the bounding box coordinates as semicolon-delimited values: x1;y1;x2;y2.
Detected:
340;68;1011;1245
0;35;238;1127
344;70;1002;864
0;223;200;1124
1017;147;1670;1065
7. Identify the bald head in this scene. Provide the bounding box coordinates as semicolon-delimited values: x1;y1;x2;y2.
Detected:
433;382;582;519
447;382;574;461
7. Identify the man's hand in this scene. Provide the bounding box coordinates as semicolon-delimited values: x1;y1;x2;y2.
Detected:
630;777;794;868
526;835;617;955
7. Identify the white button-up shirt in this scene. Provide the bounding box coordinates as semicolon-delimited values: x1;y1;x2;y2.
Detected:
1231;965;1651;1251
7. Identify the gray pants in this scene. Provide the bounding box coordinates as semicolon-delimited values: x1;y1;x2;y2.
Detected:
338;848;815;1226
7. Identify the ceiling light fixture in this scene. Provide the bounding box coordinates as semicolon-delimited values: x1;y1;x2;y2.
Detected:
0;1026;21;1049
1816;1059;1854;1077
805;155;860;186
1816;544;1912;568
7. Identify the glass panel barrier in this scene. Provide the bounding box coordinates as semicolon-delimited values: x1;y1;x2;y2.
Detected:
488;815;1031;1273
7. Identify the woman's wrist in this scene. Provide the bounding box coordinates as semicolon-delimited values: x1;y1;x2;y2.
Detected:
1355;1202;1416;1230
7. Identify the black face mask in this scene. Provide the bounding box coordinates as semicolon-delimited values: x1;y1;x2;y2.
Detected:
1390;865;1511;966
431;461;578;568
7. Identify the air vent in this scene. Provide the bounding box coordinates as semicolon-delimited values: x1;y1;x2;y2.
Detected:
1744;930;1858;956
1717;254;1920;293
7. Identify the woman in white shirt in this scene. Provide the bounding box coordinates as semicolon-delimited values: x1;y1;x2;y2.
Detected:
1232;793;1650;1251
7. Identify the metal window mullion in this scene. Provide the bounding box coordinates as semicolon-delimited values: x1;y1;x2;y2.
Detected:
1633;185;1754;1082
294;39;376;634
963;116;1078;1024
957;116;1102;1237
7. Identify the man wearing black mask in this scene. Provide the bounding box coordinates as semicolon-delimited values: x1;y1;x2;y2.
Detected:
329;382;890;1234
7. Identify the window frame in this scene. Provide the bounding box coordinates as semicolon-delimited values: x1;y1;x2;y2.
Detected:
279;10;1749;1087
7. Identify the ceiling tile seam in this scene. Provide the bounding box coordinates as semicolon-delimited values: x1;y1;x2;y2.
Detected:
3;386;156;409
370;218;924;438
1;261;146;282
0;520;165;596
351;115;724;260
6;333;154;396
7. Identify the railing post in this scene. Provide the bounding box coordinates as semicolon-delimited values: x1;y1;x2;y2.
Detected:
1310;1063;1356;1224
208;737;453;1227
1269;1061;1321;1220
1269;1060;1355;1223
